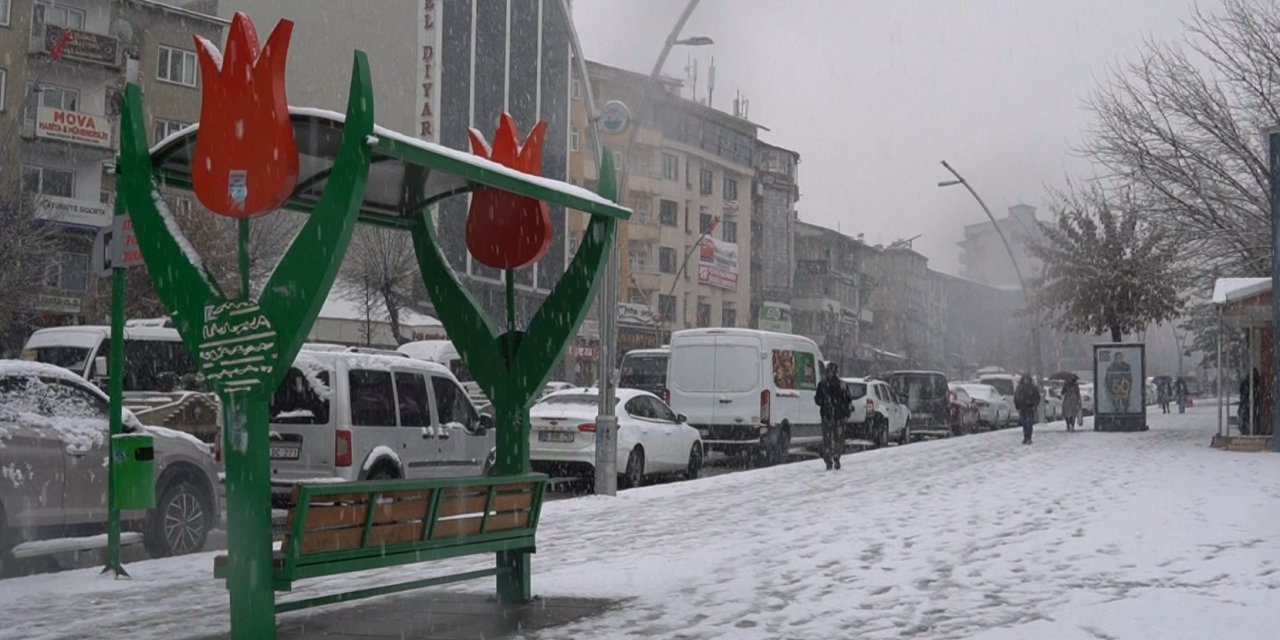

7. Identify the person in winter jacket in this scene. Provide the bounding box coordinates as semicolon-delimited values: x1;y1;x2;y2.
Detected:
1061;376;1083;431
1174;377;1188;414
814;362;852;470
1014;374;1041;445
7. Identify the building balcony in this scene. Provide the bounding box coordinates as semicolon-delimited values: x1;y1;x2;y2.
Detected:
30;23;121;69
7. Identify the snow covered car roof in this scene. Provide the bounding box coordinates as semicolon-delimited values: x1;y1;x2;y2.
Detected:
0;359;93;383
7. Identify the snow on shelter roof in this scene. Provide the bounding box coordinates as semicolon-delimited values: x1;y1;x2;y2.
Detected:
319;292;441;327
1212;277;1271;305
149;107;631;227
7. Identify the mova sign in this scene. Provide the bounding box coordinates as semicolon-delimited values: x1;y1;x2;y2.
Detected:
36;106;112;148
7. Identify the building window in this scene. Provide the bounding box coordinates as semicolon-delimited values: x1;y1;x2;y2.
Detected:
628;240;651;273
699;212;713;234
0;0;9;27
22;165;74;197
571;77;581;100
570;126;579;152
25;83;78;121
722;219;738;243
157;45;198;87
34;2;84;29
153;118;190;144
722;303;737;328
723;177;739;201
661;153;679;180
699;168;713;196
658;199;678;227
632;197;651;224
48;251;89;292
658;246;678;274
696;299;711;327
658;295;676;322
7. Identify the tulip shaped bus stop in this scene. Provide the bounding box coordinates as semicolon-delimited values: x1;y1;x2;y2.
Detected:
119;47;629;639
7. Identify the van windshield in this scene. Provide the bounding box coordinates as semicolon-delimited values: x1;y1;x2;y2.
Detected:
24;346;92;372
620;355;667;387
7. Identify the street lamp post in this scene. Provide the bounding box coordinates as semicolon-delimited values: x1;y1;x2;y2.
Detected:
938;160;1043;378
561;0;710;495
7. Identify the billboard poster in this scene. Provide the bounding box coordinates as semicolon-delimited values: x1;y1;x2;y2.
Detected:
757;302;792;333
698;237;738;290
1093;343;1148;431
772;349;818;391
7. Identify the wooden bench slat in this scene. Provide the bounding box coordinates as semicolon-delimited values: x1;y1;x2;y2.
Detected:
436;494;488;518
482;510;530;533
301;521;425;554
432;516;484;539
489;492;534;512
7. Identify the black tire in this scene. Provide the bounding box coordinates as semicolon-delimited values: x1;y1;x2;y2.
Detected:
619;448;645;489
145;481;212;558
365;461;401;481
897;425;910;446
684;443;703;480
762;427;790;466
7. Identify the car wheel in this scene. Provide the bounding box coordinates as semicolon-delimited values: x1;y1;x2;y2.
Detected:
684;443;703;480
145;481;211;558
763;427;790;466
619;448;645;489
897;425;910;445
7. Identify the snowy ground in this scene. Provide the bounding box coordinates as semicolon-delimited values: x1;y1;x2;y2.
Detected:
1;404;1276;639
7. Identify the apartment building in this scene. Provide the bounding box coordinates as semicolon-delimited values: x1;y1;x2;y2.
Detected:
568;60;758;368
0;0;224;327
750;139;799;331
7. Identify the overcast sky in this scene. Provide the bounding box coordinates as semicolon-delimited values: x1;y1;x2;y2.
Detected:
572;0;1219;273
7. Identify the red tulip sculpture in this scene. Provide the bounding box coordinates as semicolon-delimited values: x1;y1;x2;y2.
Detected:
191;12;298;218
466;114;552;270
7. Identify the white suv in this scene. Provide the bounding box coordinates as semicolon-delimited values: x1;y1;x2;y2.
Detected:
843;377;910;447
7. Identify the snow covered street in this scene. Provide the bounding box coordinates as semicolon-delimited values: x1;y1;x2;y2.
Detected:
1;404;1276;640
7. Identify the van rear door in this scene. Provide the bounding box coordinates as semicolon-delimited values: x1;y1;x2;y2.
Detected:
667;336;720;427
710;334;763;427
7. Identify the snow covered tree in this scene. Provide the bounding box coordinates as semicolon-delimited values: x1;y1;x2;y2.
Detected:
1081;0;1277;283
1028;185;1185;343
337;226;422;345
0;198;56;355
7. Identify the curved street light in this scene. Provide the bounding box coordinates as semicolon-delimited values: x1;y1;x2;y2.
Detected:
939;160;1044;378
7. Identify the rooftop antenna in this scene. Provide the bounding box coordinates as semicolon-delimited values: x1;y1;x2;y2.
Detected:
707;56;716;108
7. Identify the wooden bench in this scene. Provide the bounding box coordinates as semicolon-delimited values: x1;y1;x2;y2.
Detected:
214;473;548;613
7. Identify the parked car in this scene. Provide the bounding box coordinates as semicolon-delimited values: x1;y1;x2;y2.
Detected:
397;339;489;409
528;388;702;488
977;373;1020;425
539;381;576;399
947;384;981;435
0;361;221;567
1080;383;1095;416
263;349;495;506
844;377;910;447
957;383;1012;429
888;371;951;439
667;329;824;464
618;348;670;399
20;323;197;394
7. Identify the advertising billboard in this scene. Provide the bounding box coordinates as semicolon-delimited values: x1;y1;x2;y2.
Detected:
697;237;738;290
1093;343;1148;431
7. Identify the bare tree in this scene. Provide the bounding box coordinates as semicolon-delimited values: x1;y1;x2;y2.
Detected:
0;198;57;355
1081;0;1278;283
337;226;420;345
1028;184;1185;343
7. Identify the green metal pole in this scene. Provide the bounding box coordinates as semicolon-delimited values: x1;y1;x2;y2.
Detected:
103;198;128;578
496;269;531;601
222;391;276;638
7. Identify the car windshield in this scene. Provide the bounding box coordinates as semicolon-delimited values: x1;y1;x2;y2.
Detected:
983;379;1016;396
619;355;668;387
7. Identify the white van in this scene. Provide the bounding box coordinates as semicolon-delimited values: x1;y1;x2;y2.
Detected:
21;323;197;392
667;328;823;464
265;348;495;503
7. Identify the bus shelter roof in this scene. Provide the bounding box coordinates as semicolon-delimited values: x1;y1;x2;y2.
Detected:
149;106;630;229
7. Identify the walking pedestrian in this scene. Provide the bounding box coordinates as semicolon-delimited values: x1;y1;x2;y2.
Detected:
1014;374;1041;445
1061;375;1083;431
1174;377;1188;414
814;362;852;470
1157;378;1172;414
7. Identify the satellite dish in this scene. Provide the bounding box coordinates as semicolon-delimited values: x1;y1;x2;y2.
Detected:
110;18;134;47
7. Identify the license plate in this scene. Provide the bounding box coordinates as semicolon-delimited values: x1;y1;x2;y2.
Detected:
269;446;300;460
538;431;575;443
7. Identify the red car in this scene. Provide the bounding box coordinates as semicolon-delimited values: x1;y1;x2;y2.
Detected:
948;386;981;435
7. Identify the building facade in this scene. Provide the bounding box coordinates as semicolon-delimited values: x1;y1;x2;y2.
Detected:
866;245;931;369
0;0;224;328
750;139;798;332
567;60;757;372
791;221;876;374
957;203;1044;289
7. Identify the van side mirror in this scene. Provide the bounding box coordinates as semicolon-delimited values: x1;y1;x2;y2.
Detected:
94;356;108;378
677;413;687;424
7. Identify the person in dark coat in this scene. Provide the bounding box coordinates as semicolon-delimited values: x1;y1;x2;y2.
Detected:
1174;377;1188;414
814;362;852;470
1157;378;1172;414
1014;374;1041;445
1061;376;1083;431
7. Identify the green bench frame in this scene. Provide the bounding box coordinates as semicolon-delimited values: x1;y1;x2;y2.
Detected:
214;473;548;613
